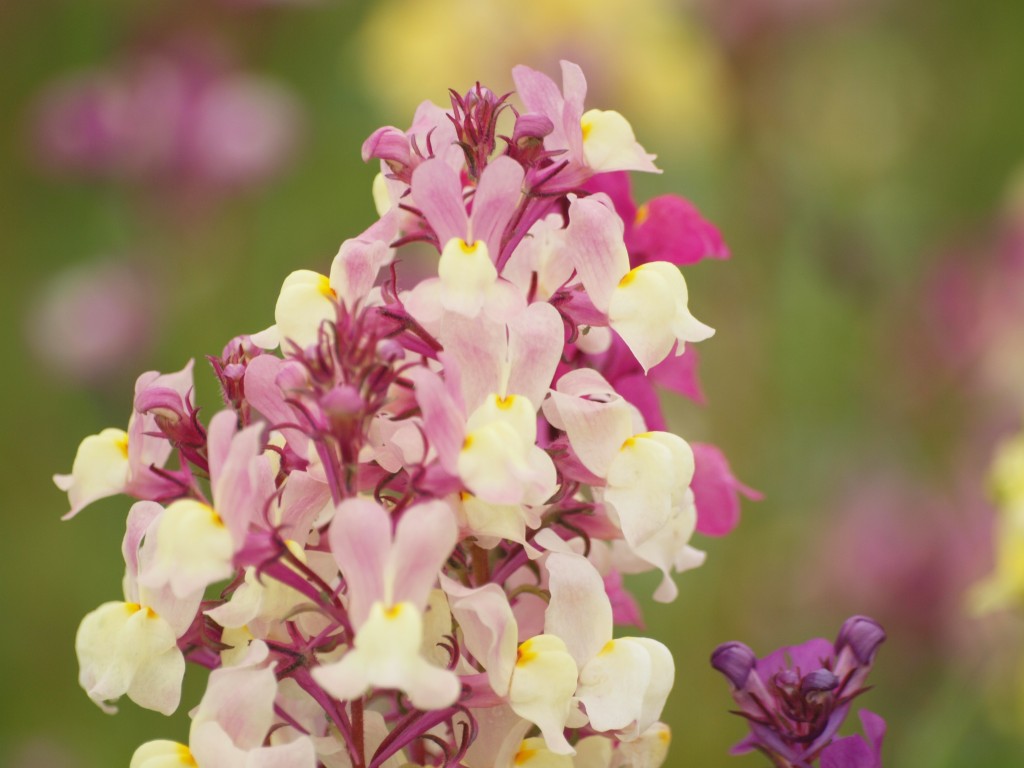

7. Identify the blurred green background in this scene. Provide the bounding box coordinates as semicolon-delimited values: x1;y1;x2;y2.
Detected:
3;0;1024;764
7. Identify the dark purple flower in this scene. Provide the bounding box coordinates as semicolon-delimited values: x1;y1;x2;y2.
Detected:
711;641;757;689
711;617;886;767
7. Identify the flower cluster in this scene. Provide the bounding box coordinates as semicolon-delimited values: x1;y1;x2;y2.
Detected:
57;61;752;767
711;616;887;768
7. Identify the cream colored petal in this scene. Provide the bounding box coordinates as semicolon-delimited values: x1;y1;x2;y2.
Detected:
580;109;658;174
56;427;130;519
130;741;196;768
142;499;235;599
274;269;337;350
508;634;579;755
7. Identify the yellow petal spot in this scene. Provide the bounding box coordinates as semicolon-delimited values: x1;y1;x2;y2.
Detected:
581;116;593;142
384;603;405;620
514;745;539;765
462;434;475;451
115;433;129;459
177;744;198;766
495;394;516;410
618;267;640;287
516;639;538;666
284;539;307;561
317;274;338;300
458;238;480;255
205;505;226;528
658;728;672;744
598;639;616;656
635;203;650;225
145;606;158;619
125;602;142;614
621;437;637;451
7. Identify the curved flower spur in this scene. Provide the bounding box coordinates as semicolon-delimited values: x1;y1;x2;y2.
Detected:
57;60;755;768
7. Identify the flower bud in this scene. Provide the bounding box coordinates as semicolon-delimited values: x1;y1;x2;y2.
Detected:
134;387;185;425
800;669;839;700
835;615;886;665
513;113;555;146
361;125;412;166
710;641;755;689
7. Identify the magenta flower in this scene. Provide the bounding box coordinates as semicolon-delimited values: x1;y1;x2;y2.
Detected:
583;171;730;267
711;616;886;767
691;443;763;537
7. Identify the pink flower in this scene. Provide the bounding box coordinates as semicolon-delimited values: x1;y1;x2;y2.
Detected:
32;38;300;197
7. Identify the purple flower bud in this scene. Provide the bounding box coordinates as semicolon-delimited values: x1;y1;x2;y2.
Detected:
711;641;756;689
835;616;886;665
774;668;800;694
800;668;839;696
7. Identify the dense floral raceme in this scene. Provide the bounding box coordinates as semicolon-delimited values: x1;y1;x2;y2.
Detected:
57;61;756;767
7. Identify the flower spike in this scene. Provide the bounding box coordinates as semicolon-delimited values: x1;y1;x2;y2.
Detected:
60;60;752;767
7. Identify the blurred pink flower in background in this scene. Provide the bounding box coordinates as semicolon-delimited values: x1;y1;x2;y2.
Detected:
6;738;80;768
895;172;1024;416
699;0;878;48
31;36;301;197
26;259;160;387
808;473;991;658
921;215;1024;412
806;174;1024;684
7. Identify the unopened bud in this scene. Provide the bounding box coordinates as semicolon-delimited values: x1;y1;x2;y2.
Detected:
800;669;839;697
513;113;555;146
322;385;364;419
135;387;184;425
835;616;886;665
710;641;756;689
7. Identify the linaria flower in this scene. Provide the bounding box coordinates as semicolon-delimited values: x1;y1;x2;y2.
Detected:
60;60;756;766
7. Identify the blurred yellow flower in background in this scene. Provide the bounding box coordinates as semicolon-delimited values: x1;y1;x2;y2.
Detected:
355;0;732;160
972;432;1024;614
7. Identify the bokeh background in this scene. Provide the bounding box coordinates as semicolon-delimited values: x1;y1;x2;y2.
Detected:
2;0;1024;764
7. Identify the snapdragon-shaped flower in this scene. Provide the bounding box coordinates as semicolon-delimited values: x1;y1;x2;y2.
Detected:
545;552;674;740
258;214;397;350
132;642;316;767
77;502;200;715
558;193;714;373
140;410;275;598
512;61;658;190
55;360;196;518
711;616;887;767
544;369;704;601
312;497;460;710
